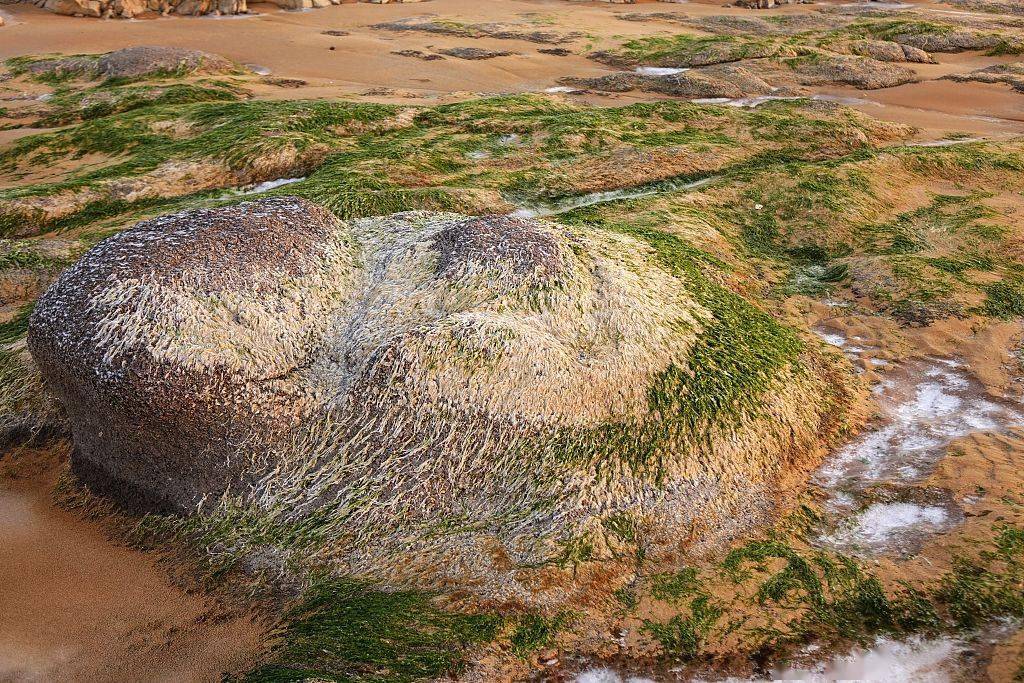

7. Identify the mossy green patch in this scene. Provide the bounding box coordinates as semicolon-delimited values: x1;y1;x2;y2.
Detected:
245;578;502;683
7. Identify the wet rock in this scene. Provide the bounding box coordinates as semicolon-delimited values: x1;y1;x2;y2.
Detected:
26;0;426;17
735;0;797;7
29;197;352;512
438;47;513;60
262;77;309;88
563;72;641;94
539;48;573;56
682;13;842;36
100;46;235;79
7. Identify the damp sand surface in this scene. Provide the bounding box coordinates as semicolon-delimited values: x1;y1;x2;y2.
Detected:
0;447;268;682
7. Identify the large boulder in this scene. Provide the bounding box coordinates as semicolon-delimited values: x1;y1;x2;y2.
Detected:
30;197;855;597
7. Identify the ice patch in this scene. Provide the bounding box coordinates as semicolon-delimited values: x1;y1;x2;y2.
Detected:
635;66;689;76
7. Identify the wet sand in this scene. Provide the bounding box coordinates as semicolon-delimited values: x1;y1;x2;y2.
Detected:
0;445;268;682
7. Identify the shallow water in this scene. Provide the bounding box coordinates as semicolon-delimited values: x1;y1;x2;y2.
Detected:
575;669;656;683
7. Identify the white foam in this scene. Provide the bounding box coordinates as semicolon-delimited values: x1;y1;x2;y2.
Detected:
825;503;949;550
511;176;718;219
635;66;689;76
816;355;1023;498
817;331;849;348
840;1;913;8
544;86;580;93
241;177;304;194
245;64;272;76
574;669;656;683
912;137;984;148
721;96;801;108
774;636;959;682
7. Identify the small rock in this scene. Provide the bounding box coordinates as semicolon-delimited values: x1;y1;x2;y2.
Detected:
438;47;513;60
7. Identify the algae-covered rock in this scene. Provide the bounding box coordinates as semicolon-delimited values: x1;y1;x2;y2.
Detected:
30;197;856;598
790;54;918;89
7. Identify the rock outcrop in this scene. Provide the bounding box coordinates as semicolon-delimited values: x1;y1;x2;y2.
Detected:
945;62;1024;92
790;54;918;89
30;197;855;597
23;46;236;81
563;65;775;99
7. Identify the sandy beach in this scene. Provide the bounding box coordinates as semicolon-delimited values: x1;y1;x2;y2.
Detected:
2;0;1024;679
